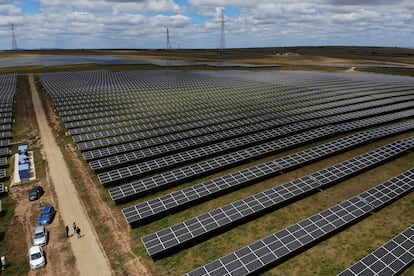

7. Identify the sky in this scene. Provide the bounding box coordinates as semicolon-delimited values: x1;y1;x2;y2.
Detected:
0;0;414;50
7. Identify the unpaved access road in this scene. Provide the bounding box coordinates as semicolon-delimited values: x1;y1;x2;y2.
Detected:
29;74;113;276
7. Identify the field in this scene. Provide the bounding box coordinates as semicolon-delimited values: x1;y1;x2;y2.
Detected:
0;47;413;275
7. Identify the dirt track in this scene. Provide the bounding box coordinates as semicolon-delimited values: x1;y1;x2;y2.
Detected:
29;74;113;275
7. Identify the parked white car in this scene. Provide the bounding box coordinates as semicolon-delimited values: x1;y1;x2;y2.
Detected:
33;225;48;246
28;245;46;270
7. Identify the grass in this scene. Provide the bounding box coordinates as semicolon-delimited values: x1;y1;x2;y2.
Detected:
0;193;29;275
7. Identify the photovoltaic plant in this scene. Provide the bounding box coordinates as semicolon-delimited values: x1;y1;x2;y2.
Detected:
38;70;414;274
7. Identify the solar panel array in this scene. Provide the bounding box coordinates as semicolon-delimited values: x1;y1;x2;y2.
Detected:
123;122;414;227
141;137;414;258
0;74;16;183
96;99;414;186
110;109;414;203
185;168;414;276
38;70;414;275
339;224;414;276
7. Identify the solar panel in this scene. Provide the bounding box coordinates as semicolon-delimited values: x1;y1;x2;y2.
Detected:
0;168;6;179
122;121;414;227
0;157;8;167
184;168;414;275
141;138;414;258
0;147;10;157
339;224;414;276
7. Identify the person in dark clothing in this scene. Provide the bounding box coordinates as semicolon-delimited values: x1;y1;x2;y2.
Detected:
73;222;77;235
65;225;69;238
76;226;81;238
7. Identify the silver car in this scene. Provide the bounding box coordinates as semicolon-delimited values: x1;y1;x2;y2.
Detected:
33;225;48;246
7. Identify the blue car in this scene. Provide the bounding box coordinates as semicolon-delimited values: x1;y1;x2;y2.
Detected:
39;205;55;225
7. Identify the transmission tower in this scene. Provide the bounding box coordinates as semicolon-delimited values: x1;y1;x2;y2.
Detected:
10;24;18;50
219;9;226;50
166;28;171;50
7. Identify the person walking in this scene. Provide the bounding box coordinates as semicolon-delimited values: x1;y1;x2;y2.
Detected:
76;226;81;238
65;225;69;238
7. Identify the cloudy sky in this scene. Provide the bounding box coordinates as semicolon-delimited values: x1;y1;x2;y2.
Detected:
0;0;413;50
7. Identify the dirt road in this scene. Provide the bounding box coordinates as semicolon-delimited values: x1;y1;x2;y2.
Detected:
29;74;113;276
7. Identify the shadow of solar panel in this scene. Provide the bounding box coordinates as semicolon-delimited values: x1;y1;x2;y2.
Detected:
184;168;414;276
339;224;414;276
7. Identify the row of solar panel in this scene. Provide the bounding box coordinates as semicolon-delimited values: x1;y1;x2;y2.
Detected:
141;137;413;258
0;74;17;94
60;80;397;127
67;83;406;136
108;109;414;203
339;224;414;275
40;70;353;108
72;110;264;142
184;168;414;276
70;86;410;143
82;94;414;162
56;83;334;118
58;82;310;117
43;71;401;130
42;71;311;114
39;70;254;96
97;101;414;186
82;95;414;169
64;85;340;132
0;74;16;187
99;125;335;186
60;85;410;138
122;121;414;228
44;72;401;112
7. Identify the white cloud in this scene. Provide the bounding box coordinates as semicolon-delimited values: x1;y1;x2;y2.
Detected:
1;0;414;49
